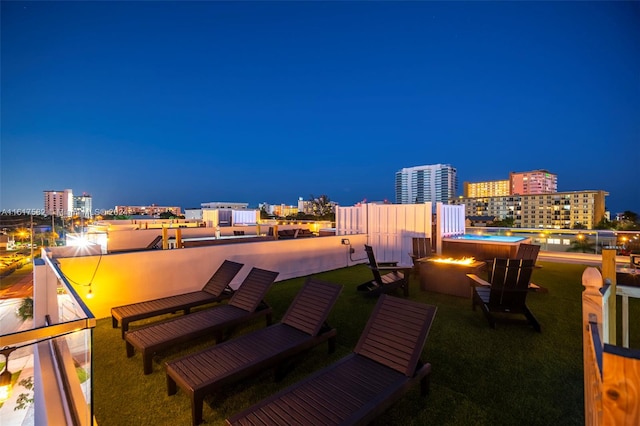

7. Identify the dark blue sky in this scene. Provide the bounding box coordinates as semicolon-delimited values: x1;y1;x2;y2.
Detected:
2;1;639;214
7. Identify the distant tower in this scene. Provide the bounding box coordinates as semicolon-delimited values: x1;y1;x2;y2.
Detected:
44;189;73;217
73;193;93;218
395;164;457;204
510;170;557;195
463;179;510;198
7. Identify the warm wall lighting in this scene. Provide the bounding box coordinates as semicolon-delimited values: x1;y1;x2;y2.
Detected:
0;347;16;404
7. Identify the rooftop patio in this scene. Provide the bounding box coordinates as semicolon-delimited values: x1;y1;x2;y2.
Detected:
1;203;638;425
90;260;639;425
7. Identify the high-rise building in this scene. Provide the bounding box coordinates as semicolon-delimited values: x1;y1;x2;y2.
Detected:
510;170;557;195
73;194;93;218
463;179;510;198
395;164;457;204
451;190;608;229
44;189;74;217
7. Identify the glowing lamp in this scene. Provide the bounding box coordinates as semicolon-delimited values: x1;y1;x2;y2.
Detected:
0;347;16;404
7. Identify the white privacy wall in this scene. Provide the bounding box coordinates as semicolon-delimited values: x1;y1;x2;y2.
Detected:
435;202;466;254
336;203;433;265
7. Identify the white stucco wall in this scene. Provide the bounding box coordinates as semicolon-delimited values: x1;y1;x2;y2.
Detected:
56;234;368;319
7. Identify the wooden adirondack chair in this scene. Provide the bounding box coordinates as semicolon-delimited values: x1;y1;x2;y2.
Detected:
468;258;541;332
357;244;412;297
409;237;433;277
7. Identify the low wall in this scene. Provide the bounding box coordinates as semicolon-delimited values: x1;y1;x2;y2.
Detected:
56;234;369;319
104;224;322;252
105;226;264;252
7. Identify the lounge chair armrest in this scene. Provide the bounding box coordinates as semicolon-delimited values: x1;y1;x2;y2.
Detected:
467;273;490;287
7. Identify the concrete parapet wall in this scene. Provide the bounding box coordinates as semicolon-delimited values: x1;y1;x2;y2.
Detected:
56;234;368;319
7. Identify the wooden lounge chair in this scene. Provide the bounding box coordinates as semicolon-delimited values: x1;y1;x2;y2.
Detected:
226;295;438;426
468;258;541;331
146;235;163;249
111;259;244;338
165;277;343;426
409;237;433;277
125;267;279;374
357;244;412;297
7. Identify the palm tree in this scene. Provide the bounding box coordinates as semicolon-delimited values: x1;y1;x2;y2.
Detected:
567;235;596;253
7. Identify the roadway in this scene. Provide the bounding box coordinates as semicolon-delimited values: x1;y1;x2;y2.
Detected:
0;262;34;335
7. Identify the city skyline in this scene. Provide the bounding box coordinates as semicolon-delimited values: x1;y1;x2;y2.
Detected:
1;1;639;213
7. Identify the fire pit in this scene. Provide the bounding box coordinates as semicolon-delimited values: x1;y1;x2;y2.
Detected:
418;256;486;298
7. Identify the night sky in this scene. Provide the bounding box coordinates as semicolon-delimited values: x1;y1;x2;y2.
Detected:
2;1;639;214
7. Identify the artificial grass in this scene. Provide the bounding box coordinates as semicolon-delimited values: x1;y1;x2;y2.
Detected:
92;261;638;425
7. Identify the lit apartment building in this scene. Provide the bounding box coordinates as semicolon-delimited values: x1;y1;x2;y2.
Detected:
73;194;93;218
465;170;558;198
44;189;74;217
451;190;608;229
395;164;457;204
114;204;182;216
463;179;510;198
297;196;338;216
510;170;557;195
297;197;314;215
199;202;253;227
274;204;298;217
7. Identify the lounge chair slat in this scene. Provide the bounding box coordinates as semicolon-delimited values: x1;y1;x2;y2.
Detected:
280;279;343;336
229;268;280;312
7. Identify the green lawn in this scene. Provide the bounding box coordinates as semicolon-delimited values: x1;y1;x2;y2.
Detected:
93;261;639;426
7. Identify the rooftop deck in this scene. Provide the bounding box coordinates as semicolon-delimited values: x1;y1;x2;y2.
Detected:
1;237;638;425
89;260;639;425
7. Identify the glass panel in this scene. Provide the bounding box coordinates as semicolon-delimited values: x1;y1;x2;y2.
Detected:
0;328;93;426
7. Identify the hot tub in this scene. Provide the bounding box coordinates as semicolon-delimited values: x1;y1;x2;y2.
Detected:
442;234;532;261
